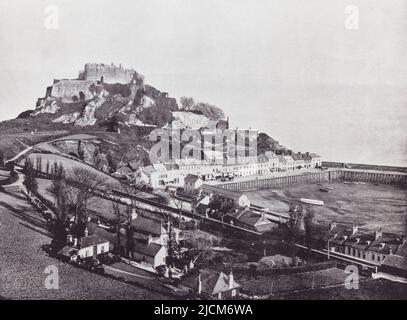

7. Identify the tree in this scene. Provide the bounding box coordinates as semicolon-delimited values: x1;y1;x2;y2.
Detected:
303;206;316;261
172;197;184;229
179;96;194;111
49;162;66;220
65;167;110;230
23;158;37;193
0;150;4;167
35;156;42;173
111;200;126;255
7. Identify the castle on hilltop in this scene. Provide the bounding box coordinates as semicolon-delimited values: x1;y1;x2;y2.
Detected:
37;63;145;105
78;63;144;85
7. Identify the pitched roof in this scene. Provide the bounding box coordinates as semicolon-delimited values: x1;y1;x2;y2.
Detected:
132;242;163;257
57;246;78;257
382;254;407;271
131;215;165;236
181;269;240;295
225;208;275;232
185;174;201;184
80;234;109;248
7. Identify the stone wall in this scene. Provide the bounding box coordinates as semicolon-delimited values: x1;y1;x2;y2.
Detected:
49;79;95;102
81;63;141;84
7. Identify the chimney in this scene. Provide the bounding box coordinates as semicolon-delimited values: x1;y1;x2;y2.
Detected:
73;238;78;247
366;240;371;246
375;229;382;240
84;227;89;237
352;225;358;235
198;272;202;294
355;238;360;244
329;222;337;231
148;234;153;245
229;271;234;289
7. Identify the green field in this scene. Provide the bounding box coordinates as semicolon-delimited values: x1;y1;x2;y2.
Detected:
245;181;407;233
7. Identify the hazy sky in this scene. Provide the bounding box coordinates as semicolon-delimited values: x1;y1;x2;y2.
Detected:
0;0;406;165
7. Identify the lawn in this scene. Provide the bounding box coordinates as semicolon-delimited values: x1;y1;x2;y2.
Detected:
24;153;120;187
244;182;407;233
36;178;129;221
0;189;170;299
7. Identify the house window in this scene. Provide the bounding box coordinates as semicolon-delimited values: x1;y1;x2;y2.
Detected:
372;254;376;261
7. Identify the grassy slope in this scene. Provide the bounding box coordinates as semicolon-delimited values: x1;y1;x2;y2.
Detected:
0;190;169;299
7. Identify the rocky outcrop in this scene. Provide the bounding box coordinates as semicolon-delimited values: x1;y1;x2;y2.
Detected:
171;111;217;130
33;100;60;115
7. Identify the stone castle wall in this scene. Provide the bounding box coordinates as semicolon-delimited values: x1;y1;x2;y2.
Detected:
81;63;139;84
49;79;95;102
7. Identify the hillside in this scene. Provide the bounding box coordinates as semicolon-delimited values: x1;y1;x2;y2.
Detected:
0;63;284;175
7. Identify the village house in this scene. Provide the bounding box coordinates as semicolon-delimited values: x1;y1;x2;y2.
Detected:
310;222;404;266
301;152;312;168
292;153;305;169
310;153;322;168
131;241;167;269
57;234;110;262
381;240;407;277
77;234;110;259
201;184;251;208
179;269;240;299
127;212;181;269
224;207;277;234
184;174;203;194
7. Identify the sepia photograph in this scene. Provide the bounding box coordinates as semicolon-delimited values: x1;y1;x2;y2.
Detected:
0;0;406;308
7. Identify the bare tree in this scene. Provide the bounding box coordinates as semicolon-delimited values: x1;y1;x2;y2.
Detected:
111;200;126;255
303;206;315;261
65;167;110;228
179;96;195;111
172;196;184;228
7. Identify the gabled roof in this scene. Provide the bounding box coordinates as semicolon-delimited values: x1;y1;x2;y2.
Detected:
225;208;275;232
181;269;240;295
185;174;201;184
131;215;165;236
257;154;269;163
132;242;164;257
57;246;78;257
382;254;407;271
80;234;109;248
142;165;156;176
395;240;407;256
369;233;401;254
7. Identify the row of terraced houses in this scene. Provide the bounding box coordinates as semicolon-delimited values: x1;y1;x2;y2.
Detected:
135;151;322;188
